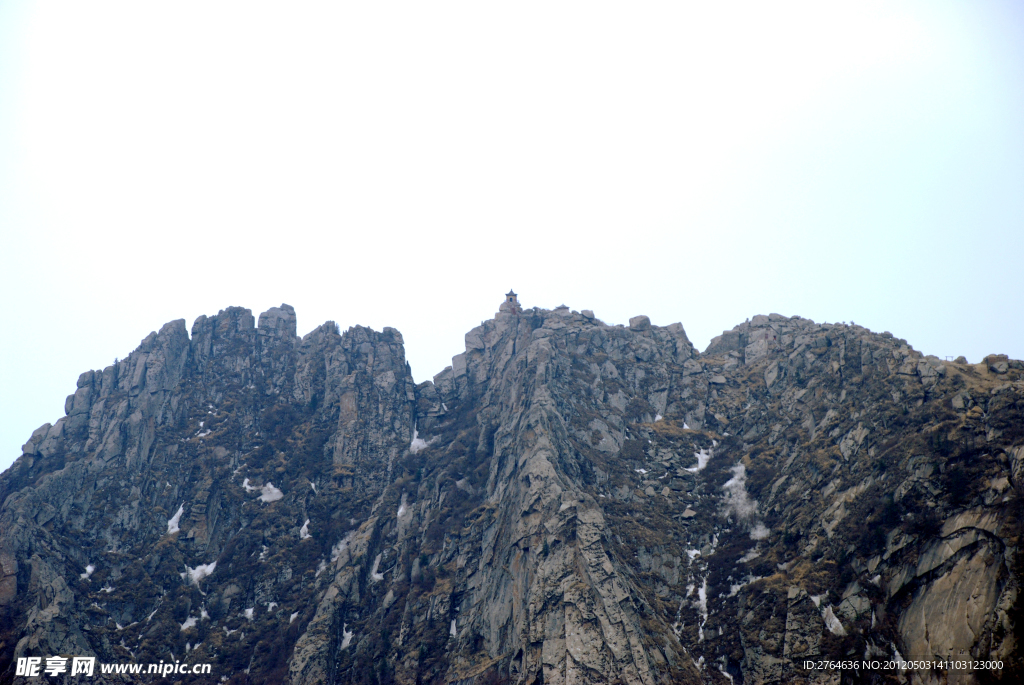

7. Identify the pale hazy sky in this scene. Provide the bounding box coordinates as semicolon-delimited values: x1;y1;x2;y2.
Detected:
2;1;1022;473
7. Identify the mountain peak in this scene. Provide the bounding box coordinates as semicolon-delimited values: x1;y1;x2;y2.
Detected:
2;303;1023;683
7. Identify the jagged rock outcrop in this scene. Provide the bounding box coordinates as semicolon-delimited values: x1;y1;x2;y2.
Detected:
2;302;1023;685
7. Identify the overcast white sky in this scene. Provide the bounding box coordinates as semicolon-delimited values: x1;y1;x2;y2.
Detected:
2;1;1022;473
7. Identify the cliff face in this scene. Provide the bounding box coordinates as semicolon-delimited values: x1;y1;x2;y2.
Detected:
2;302;1023;685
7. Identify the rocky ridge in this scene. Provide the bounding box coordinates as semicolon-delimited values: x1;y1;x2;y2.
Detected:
1;300;1023;685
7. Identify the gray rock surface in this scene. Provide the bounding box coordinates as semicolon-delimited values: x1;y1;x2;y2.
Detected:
2;302;1024;684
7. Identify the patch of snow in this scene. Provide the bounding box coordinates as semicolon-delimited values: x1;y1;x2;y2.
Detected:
181;561;217;586
181;617;197;632
721;463;759;519
685;448;712;473
654;414;663;422
712;439;718;447
244;608;254;621
450;619;457;637
290;612;299;624
259;545;269;562
201;607;210;620
196;429;211;438
260;482;284;502
635;468;648;475
870;574;882;586
341;623;354;649
410;427;429;454
696;577;709;642
658;472;668;479
810;594;823;608
115;622;123;630
749;522;770;540
718;661;735;685
146;608;158;622
316;560;328;577
80;564;95;581
167;504;184;535
370;553;385;582
309;481;317;494
299;519;311;540
686;549;701;565
729;574;762;596
242;478;258;492
738;547;761;563
267;602;278;612
822;605;846;635
100;584;115;593
683;422;690;429
442;402;448;411
199;421;204;428
397;494;407;519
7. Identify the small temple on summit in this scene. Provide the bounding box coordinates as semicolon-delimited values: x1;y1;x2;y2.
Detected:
499;289;520;314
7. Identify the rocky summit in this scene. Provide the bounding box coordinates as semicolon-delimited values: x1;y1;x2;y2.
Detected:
2;299;1023;685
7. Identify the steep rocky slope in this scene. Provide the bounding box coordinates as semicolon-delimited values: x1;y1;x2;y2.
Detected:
2;300;1023;685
